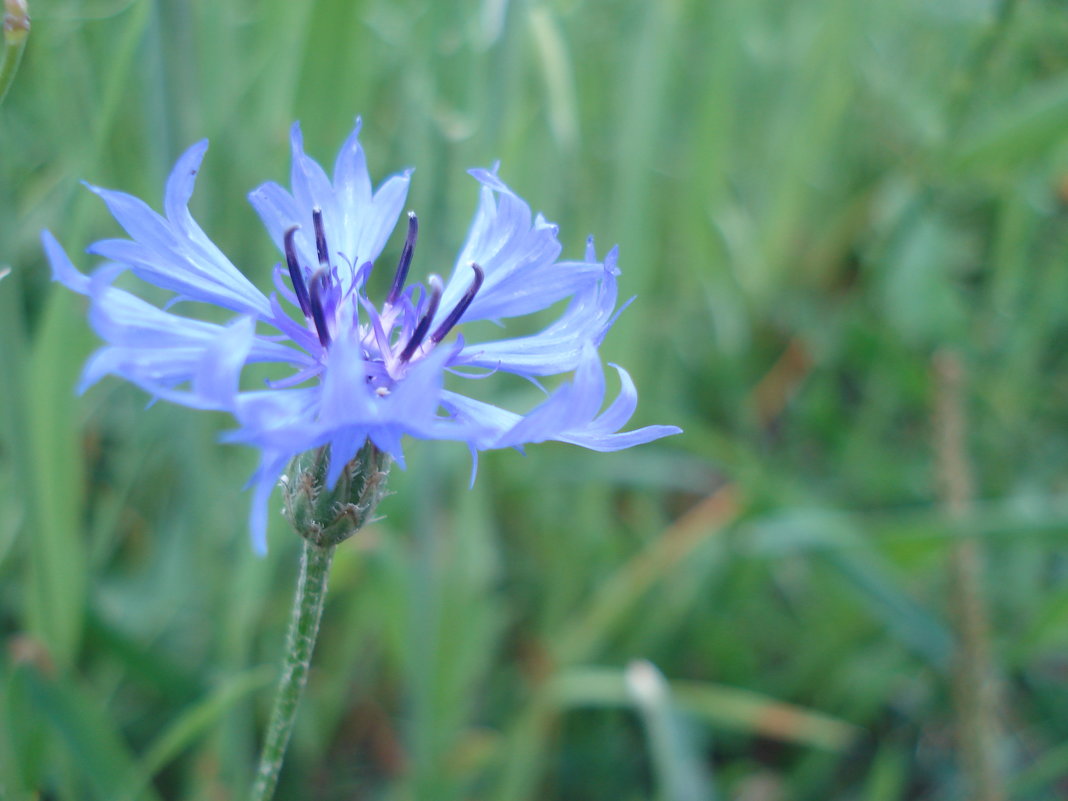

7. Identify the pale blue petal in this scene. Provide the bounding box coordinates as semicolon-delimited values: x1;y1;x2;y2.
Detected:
163;139;209;222
253;121;410;290
43;231;90;294
494;381;578;449
163;142;253;290
439;390;521;449
358;171;412;266
332;118;372;215
79;346;207;395
87;282;223;346
86;147;272;318
317;336;452;436
557;424;684;452
249;453;290;554
288;122;339;226
368;427;406;466
87;237;256;309
192;317;257;409
453;262;620;376
589;363;639;432
86;184;180;254
85;281;306;366
326;427;368;488
227;388;323;451
438;171;564;323
494;344;681;451
248;181;307;259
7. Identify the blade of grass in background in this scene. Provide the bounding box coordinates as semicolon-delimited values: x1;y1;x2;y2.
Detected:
627;660;717;801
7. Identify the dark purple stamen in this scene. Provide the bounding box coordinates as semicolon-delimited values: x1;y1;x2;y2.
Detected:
430;264;484;344
399;277;442;363
283;226;312;317
386;212;418;305
308;269;332;348
312;207;330;267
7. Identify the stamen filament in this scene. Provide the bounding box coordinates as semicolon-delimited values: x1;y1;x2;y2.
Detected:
308;269;332;348
431;264;484;344
399;276;442;362
386;212;418;305
283;226;312;317
312;208;330;267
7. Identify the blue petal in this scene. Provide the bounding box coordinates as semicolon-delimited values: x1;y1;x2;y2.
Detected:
325;426;368;488
85;280;305;365
452;260;621;376
437;171;566;324
558;424;684;452
289;122;340;235
556;362;682;451
368;427;406;466
42;231;90;294
163;140;209;222
493;344;682;451
74;272;307;408
331;118;415;264
82;321;253;413
332;118;371;214
248;181;307;261
317;335;452;436
438;390;521;449
357;170;412;269
87;281;226;346
85;142;272;318
79;346;210;395
191;317;257;409
250;121;411;289
227;387;323;452
249;452;290;554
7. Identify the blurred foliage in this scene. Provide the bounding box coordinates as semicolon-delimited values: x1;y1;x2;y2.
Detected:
3;0;1068;799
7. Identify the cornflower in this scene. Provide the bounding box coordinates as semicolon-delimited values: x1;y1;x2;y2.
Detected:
44;119;680;552
44;119;680;800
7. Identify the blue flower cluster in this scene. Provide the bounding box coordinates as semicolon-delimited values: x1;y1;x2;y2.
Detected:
45;120;681;551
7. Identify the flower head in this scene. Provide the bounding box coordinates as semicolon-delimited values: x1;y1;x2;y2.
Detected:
45;119;681;552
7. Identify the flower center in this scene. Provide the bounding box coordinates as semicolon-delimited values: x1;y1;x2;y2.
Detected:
283;208;484;375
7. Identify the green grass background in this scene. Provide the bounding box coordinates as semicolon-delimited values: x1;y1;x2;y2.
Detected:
4;0;1068;798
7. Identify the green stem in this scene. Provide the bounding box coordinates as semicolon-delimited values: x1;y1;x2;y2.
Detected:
0;0;30;107
249;540;335;801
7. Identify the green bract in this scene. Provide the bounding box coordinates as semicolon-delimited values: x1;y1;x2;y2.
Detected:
281;442;391;547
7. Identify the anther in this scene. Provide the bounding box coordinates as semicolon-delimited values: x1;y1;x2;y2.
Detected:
398;275;443;363
430;264;484;344
308;268;332;348
312;207;330;267
386;212;418;305
283;226;312;317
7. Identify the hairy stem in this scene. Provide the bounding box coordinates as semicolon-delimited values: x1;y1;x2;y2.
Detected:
249;540;335;801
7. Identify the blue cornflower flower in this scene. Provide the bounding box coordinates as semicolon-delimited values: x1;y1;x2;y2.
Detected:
44;119;681;552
